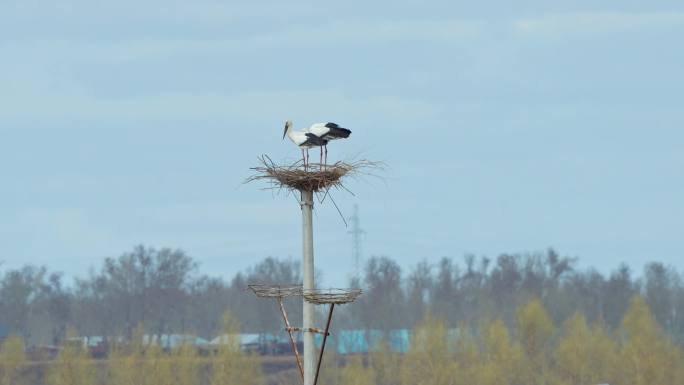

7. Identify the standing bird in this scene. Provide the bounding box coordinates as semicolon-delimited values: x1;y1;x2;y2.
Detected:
283;120;328;170
306;122;352;166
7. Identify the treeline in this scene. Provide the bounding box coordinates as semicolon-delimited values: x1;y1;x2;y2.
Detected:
319;297;684;385
0;246;303;345
340;249;684;344
2;298;683;385
1;246;684;345
0;312;263;385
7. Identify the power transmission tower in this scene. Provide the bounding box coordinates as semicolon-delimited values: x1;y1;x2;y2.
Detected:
348;204;365;280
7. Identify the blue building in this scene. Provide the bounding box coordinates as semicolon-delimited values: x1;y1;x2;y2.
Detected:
314;329;411;354
0;324;9;344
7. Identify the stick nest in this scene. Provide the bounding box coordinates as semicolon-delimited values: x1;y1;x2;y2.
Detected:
303;288;363;305
245;155;381;193
247;284;303;298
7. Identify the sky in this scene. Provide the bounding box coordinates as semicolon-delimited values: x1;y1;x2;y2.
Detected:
1;1;683;287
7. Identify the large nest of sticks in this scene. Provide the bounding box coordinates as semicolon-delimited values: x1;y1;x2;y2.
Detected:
247;284;303;298
303;288;363;305
246;155;381;193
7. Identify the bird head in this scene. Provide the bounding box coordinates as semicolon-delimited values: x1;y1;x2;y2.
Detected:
283;120;293;140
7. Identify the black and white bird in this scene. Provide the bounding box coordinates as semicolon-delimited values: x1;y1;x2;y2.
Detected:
283;120;328;170
305;122;352;166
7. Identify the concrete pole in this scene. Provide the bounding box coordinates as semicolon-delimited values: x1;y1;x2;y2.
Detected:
301;189;315;385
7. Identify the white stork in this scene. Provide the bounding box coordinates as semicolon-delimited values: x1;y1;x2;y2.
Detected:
283;120;328;170
306;122;352;166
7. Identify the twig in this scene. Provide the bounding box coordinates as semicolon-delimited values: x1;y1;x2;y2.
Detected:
327;192;348;228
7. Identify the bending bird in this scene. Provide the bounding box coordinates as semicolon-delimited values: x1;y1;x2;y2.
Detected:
306;122;352;166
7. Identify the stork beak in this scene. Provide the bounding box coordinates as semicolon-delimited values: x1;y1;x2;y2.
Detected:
282;121;289;140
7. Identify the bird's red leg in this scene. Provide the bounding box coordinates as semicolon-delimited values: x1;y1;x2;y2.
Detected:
320;146;323;169
325;145;328;169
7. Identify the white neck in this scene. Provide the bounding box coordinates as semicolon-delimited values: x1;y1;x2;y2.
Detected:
286;122;297;142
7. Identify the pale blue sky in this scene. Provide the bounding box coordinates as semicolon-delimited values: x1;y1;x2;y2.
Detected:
1;1;683;287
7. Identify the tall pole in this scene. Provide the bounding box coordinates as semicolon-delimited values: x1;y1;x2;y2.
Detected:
301;189;315;385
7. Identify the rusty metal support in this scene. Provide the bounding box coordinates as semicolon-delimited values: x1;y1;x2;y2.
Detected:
313;303;335;385
278;298;304;381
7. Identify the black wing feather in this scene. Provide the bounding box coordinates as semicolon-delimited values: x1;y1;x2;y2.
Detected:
305;133;328;145
325;127;351;139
